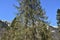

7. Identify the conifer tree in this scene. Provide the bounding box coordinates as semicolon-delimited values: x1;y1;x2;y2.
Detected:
15;0;52;40
56;9;60;32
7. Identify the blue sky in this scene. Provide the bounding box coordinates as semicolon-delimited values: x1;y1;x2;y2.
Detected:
0;0;60;26
41;0;60;26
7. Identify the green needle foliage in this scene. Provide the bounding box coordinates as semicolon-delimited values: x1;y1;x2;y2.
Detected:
1;0;52;40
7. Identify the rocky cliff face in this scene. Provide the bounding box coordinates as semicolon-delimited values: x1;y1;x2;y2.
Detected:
0;20;8;28
49;26;60;40
0;20;8;39
52;31;60;40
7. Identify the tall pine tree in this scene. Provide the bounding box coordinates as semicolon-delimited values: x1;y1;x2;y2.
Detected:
1;0;52;40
